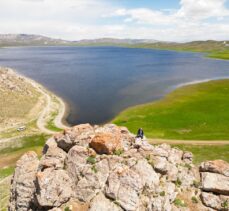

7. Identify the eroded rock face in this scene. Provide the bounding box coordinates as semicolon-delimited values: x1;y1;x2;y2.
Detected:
35;168;73;208
201;192;229;211
8;124;229;211
9;151;39;211
201;172;229;195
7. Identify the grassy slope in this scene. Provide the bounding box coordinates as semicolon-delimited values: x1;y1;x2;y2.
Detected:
173;144;229;164
124;40;229;60
113;80;229;140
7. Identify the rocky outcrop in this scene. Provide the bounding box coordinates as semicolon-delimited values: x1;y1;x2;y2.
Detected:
8;124;229;211
200;160;229;210
9;151;39;211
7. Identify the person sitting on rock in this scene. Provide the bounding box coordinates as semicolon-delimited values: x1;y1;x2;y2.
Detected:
136;128;144;139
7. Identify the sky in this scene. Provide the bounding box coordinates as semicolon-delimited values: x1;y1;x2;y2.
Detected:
0;0;229;42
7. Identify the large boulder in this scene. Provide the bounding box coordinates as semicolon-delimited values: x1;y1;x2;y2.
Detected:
105;164;143;210
201;172;229;195
8;151;39;211
200;160;229;177
89;132;122;154
35;168;73;208
73;159;110;202
201;192;229;211
39;144;67;170
54;123;94;151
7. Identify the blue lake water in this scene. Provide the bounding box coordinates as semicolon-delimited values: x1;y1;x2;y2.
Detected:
0;46;229;125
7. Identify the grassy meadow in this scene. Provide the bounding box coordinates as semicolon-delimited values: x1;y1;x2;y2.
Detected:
127;41;229;60
171;144;229;164
113;80;229;140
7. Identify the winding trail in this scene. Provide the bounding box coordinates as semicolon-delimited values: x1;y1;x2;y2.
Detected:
25;75;69;134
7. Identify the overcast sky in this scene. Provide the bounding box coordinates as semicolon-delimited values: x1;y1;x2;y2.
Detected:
0;0;229;41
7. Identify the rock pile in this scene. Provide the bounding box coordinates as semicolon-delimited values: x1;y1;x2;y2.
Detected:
8;124;229;211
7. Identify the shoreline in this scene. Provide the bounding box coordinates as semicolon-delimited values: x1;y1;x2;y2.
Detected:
19;71;70;133
1;67;69;135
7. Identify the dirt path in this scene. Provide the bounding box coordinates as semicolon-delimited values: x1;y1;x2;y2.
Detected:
24;76;69;134
149;138;229;145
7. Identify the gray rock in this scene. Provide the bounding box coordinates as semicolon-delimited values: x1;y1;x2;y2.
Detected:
66;145;96;185
39;144;67;170
201;172;229;195
74;159;110;202
182;151;193;164
89;192;122;211
168;148;183;164
201;192;229;210
153;156;168;174
55;123;94;151
106;164;143;210
200;160;229;177
132;159;159;188
8;151;39;211
35;168;72;207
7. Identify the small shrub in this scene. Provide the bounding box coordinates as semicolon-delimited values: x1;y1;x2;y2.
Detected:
87;156;96;164
146;154;151;161
114;149;124;156
192;180;201;188
65;207;71;211
91;165;98;173
175;178;182;187
191;196;198;204
173;198;187;207
221;200;228;209
160;191;165;196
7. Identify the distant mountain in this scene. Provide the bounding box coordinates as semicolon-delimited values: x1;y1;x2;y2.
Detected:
0;34;71;46
0;34;160;47
73;38;159;45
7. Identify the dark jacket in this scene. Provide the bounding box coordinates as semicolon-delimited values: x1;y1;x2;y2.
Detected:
137;128;144;138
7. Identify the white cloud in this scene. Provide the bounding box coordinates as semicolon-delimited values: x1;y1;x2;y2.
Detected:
176;0;229;20
0;0;229;41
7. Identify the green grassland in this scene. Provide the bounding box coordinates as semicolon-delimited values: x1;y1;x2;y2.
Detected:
113;80;229;140
172;144;229;164
126;40;229;60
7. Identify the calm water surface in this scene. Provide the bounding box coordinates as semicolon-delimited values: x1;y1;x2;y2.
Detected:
0;46;229;125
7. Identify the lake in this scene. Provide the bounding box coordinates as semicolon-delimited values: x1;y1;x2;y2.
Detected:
0;46;229;125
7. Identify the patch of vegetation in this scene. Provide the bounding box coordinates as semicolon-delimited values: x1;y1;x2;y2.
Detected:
87;156;97;165
192;180;201;188
64;207;71;211
173;198;187;207
114;149;124;156
191;196;198;204
0;134;49;155
91;165;98;173
45;111;63;132
0;134;50;169
221;200;228;209
0;166;15;179
175;178;182;187
113;80;229;140
184;163;192;170
160;191;165;197
174;145;229;164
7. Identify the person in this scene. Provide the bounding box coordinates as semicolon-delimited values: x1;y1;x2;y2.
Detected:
136;128;144;139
